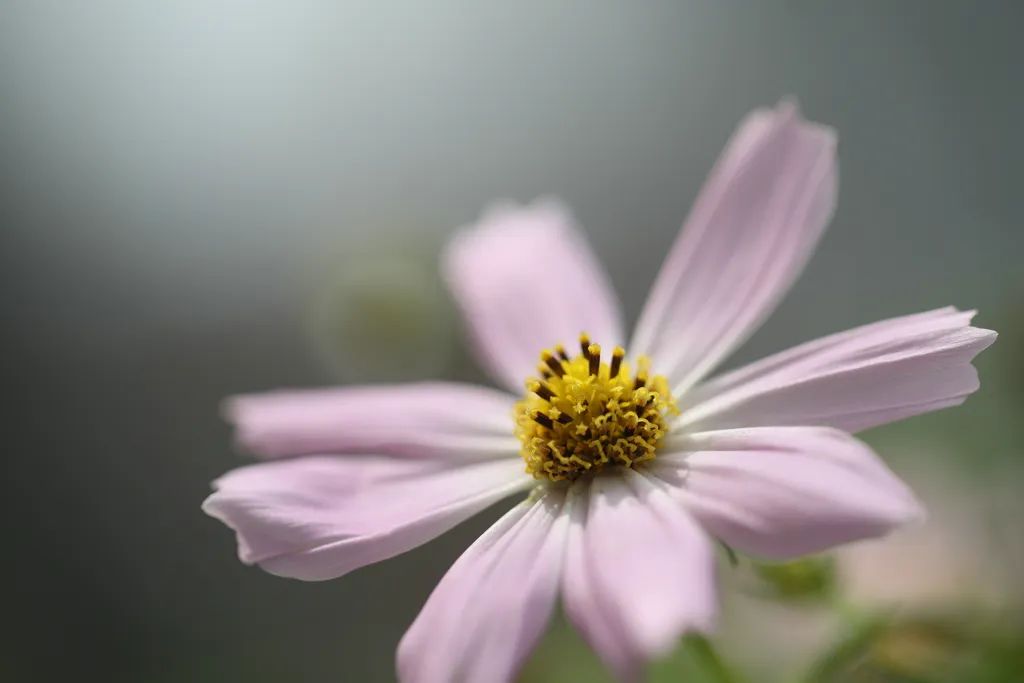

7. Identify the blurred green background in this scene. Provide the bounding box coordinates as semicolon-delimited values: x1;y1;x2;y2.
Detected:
1;2;1021;681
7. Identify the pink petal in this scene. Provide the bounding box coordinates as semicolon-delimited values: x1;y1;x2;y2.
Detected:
202;456;531;581
631;101;837;394
679;307;996;433
562;472;716;682
653;427;924;559
396;490;568;683
443;200;623;392
225;382;519;460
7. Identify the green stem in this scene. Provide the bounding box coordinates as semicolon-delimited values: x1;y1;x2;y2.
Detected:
796;613;888;683
688;634;743;683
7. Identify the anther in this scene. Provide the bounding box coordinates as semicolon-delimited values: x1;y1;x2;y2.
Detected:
609;346;625;378
579;333;591;356
541;351;566;377
634;373;647;390
587;343;601;376
529;381;554;402
554;344;569;361
555;411;574;424
532;412;554;429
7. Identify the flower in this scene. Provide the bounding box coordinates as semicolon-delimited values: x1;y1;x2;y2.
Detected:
203;101;996;683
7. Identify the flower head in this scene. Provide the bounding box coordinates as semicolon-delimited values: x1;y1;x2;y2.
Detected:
515;336;677;481
203;101;996;683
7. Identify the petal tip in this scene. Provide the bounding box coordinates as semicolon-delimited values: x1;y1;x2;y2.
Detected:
218;394;268;456
898;494;928;527
772;97;837;144
975;327;998;349
457;197;575;241
199;492;220;518
219;395;242;424
201;492;260;566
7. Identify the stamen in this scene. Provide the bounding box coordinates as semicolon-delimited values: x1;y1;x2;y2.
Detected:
634;373;647;390
578;333;591;356
541;351;566;377
529;380;554;402
609;346;625;378
555;411;573;424
587;343;601;376
554;344;569;361
532;412;554;429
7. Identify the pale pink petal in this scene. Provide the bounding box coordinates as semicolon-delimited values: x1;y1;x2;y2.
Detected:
653;427;924;559
679;307;996;433
631;101;838;394
396;489;568;683
202;456;531;581
225;382;519;460
562;472;716;682
443;200;623;392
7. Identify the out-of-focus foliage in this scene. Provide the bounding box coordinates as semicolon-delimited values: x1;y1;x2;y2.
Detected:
803;615;1024;683
649;635;742;683
752;557;838;603
522;618;740;683
306;238;457;382
520;615;616;683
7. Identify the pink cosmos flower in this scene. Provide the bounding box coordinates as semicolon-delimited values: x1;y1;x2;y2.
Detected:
203;101;996;683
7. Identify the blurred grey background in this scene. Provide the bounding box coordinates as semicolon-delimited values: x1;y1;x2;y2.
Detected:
1;2;1021;681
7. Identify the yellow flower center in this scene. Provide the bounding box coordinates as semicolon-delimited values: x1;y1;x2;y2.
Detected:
514;333;678;482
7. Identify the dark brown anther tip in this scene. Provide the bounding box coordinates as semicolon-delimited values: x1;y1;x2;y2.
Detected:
606;348;622;378
587;344;601;376
542;351;566;377
578;333;591;356
532;412;554;429
532;381;554;401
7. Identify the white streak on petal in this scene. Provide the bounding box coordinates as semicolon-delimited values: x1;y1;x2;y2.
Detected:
631;101;837;395
653;427;924;560
679;308;996;433
562;472;716;681
397;489;568;683
225;382;519;460
203;456;532;581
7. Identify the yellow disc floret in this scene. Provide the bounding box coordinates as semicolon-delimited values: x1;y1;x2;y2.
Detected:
514;333;679;482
